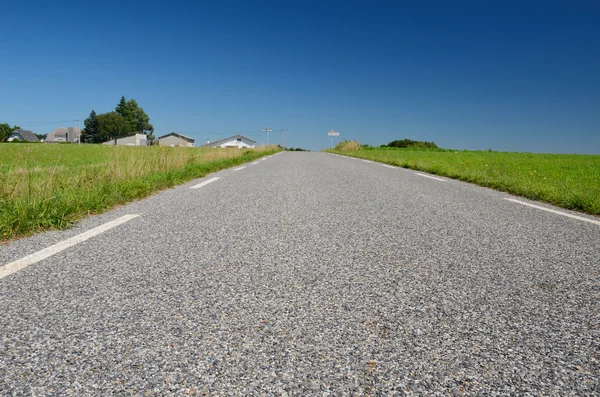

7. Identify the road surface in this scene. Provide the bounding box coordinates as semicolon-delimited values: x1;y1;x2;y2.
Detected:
1;152;598;395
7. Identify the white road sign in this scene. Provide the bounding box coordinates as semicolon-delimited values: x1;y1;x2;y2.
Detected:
328;130;340;136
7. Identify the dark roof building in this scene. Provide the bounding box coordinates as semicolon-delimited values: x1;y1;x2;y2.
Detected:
7;129;40;142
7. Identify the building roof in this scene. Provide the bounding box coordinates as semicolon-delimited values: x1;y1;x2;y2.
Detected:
48;127;80;136
10;129;39;142
46;127;81;141
157;132;195;143
201;134;256;147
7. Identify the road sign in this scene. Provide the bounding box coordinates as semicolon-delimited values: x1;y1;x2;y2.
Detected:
328;130;340;136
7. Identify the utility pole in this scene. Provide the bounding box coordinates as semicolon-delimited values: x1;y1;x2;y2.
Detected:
278;128;288;150
262;125;272;146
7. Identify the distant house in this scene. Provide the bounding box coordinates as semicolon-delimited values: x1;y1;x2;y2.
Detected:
45;127;81;143
102;133;148;146
157;132;195;147
7;129;39;142
201;135;256;149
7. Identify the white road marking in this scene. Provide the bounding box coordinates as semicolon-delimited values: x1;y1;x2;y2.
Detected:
362;160;373;163
504;198;600;226
190;177;220;189
0;215;140;279
415;173;446;182
233;166;246;171
380;164;396;169
251;162;260;165
261;157;268;161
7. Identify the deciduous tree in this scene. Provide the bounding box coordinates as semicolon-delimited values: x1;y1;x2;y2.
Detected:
96;112;131;142
0;123;21;142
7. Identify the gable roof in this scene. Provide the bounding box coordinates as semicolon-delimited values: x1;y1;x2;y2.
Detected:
10;129;39;142
201;134;256;147
48;127;80;137
46;127;81;141
157;132;195;143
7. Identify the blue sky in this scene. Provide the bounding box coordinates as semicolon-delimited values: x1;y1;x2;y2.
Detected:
1;0;599;153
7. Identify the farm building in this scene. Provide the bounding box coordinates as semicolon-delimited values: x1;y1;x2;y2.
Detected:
202;135;256;149
7;129;39;142
45;127;81;143
158;132;195;147
102;133;148;146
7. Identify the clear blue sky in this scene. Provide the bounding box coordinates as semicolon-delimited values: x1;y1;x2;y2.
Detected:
1;0;599;153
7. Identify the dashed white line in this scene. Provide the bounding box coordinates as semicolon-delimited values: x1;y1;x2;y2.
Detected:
233;166;246;171
0;214;140;279
190;177;220;189
251;162;260;165
362;160;373;163
261;157;268;161
415;173;446;182
380;164;396;169
504;198;600;226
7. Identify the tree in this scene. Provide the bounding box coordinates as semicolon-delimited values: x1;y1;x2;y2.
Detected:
82;110;99;143
115;97;153;135
0;123;21;142
96;112;131;142
385;139;438;149
116;96;128;118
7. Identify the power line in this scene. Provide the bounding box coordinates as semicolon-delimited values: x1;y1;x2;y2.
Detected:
0;119;79;124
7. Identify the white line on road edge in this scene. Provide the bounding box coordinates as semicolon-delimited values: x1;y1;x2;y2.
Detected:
362;160;373;163
380;164;396;169
190;177;220;189
261;157;268;161
0;215;140;279
251;162;260;165
233;166;247;171
504;198;600;226
415;173;446;182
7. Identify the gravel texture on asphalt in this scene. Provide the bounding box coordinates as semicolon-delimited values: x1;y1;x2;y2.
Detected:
1;152;599;396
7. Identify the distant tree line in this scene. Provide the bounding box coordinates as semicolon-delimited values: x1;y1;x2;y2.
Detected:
381;139;438;149
286;147;309;151
82;96;154;143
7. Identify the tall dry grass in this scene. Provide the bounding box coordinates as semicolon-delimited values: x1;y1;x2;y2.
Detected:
335;140;361;151
0;144;279;240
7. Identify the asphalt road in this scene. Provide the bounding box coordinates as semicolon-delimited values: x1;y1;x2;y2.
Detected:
1;152;598;396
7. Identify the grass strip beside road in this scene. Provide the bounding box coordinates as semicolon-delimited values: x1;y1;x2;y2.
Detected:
0;144;280;240
327;148;600;216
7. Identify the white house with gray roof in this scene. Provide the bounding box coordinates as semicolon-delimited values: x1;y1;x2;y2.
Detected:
201;135;256;149
7;129;39;142
102;133;148;146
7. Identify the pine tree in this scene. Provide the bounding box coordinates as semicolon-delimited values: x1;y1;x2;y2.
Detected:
83;110;99;143
115;96;128;117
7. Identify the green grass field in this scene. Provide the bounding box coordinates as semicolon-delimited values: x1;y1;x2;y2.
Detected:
328;146;600;216
0;144;279;240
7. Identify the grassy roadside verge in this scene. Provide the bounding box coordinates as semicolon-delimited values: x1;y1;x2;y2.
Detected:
0;144;280;240
326;147;600;216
